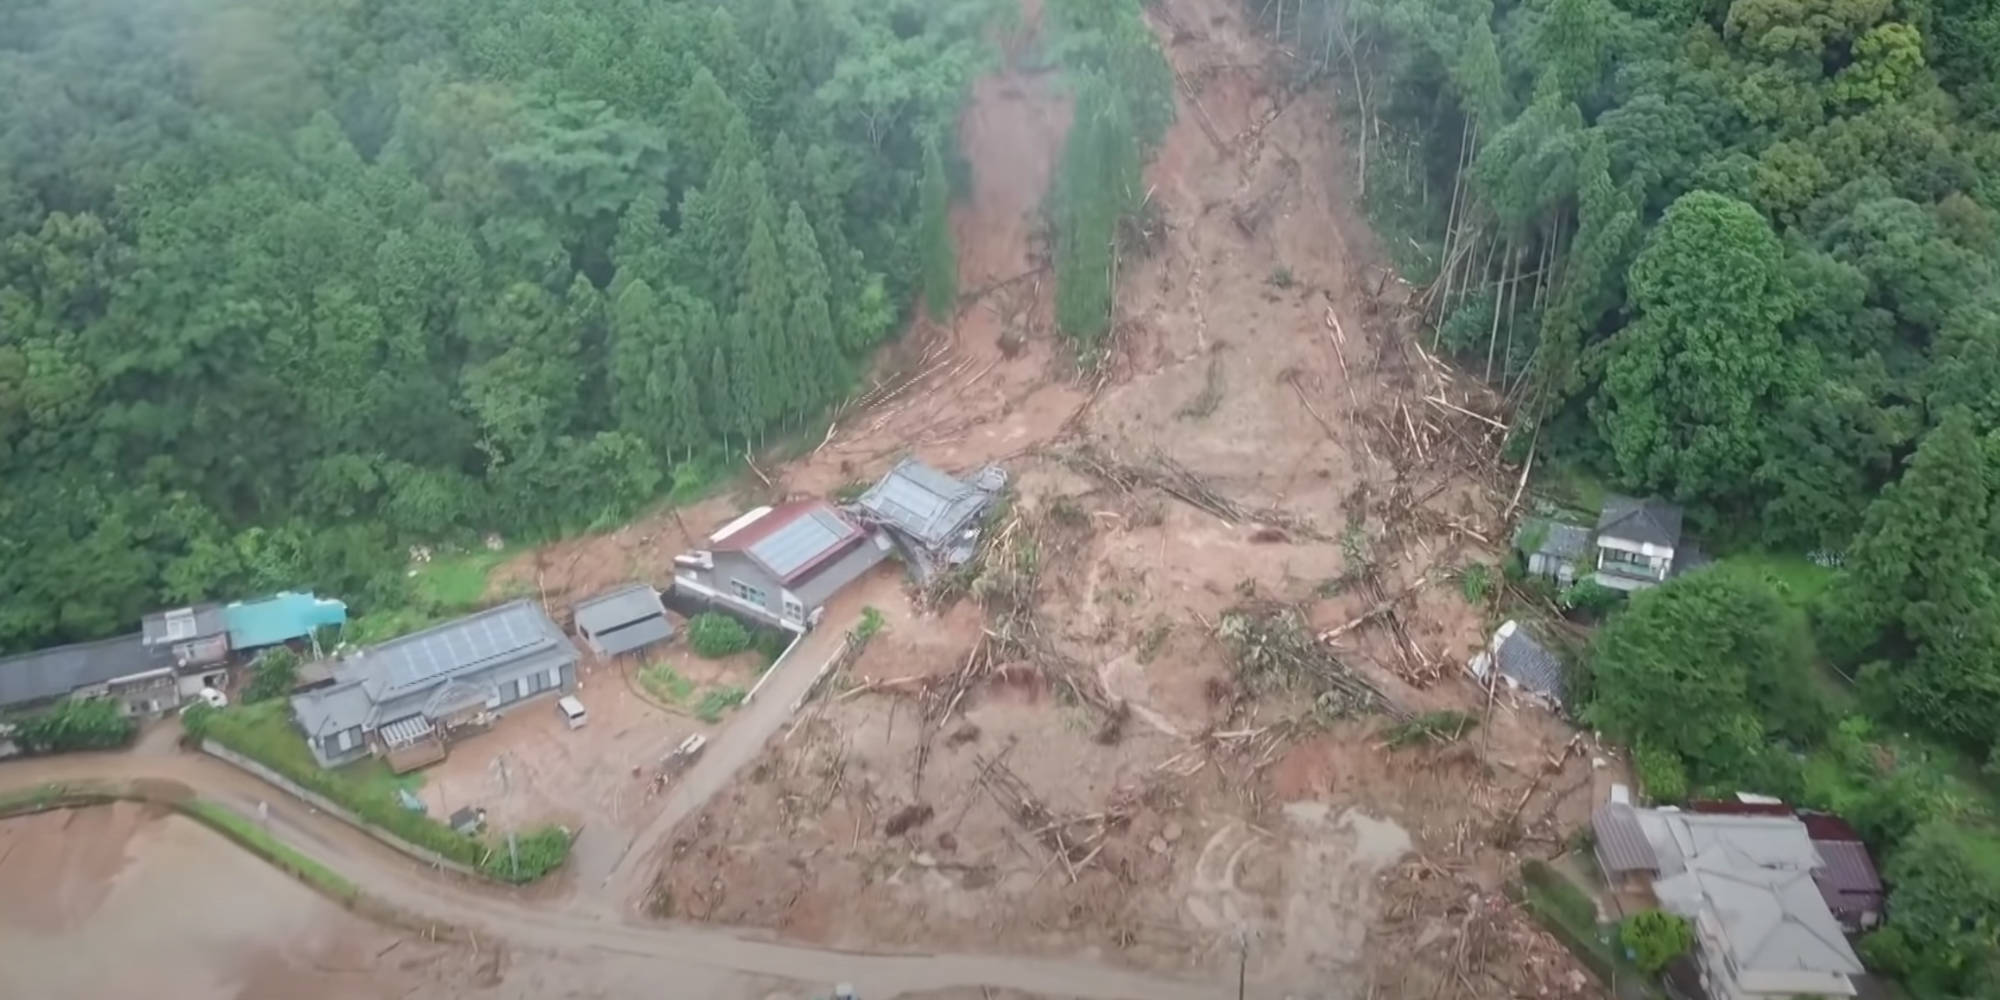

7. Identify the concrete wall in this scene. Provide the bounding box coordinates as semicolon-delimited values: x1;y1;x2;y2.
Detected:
201;740;486;878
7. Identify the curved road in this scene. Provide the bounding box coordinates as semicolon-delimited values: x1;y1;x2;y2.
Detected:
1;747;1222;1000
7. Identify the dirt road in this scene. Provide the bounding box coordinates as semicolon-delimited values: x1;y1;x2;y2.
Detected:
588;612;857;900
0;749;1223;999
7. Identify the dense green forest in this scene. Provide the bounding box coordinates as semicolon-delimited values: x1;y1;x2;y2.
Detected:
0;0;996;650
1252;0;2000;991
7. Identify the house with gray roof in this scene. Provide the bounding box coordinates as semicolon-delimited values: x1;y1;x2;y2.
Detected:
1590;792;1864;1000
1515;518;1592;587
572;583;674;659
1467;620;1565;706
672;500;892;632
0;633;179;718
289;599;578;770
854;458;1007;584
141;603;234;701
1594;494;1685;591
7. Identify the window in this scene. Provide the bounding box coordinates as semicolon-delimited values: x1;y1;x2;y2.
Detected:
163;607;197;641
335;728;356;752
729;579;768;606
1600;548;1655;573
783;597;806;623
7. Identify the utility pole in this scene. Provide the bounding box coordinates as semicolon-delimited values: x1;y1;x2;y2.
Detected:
1237;931;1248;1000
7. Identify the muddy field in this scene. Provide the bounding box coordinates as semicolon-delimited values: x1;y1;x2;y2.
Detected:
0;804;480;1000
479;0;1620;995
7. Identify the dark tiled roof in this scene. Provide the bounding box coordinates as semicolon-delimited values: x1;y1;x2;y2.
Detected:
1496;624;1564;700
1597;494;1684;548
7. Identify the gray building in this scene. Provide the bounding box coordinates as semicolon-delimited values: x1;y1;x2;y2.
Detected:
0;634;180;718
572;583;674;659
1514;518;1592;586
1594;495;1685;591
1467;620;1565;706
673;500;892;632
854;458;1006;584
290;599;578;769
141;603;234;699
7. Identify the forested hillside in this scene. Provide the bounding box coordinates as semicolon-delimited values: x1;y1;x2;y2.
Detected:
1266;0;2000;741
0;0;992;651
1255;0;2000;990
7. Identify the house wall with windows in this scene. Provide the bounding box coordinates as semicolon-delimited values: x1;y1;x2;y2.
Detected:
1594;535;1674;589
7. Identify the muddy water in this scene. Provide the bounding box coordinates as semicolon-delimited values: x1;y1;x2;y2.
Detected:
0;804;421;999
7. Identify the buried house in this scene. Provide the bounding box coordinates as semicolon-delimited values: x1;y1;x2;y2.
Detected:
852;458;1007;585
289;599;578;771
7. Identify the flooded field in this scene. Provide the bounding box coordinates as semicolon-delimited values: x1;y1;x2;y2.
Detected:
0;803;466;999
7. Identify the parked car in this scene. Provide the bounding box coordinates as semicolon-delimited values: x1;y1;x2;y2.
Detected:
557;695;587;729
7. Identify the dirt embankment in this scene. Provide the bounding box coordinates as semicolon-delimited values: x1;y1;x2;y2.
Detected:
645;0;1617;996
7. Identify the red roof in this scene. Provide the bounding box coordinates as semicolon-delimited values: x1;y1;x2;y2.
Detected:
1689;801;1883;919
708;500;866;585
710;500;825;552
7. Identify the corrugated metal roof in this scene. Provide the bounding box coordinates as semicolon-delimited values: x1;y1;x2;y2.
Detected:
0;634;156;709
380;714;435;748
1593;802;1658;872
1813;840;1884;901
224;592;348;649
752;507;861;583
590;616;675;657
572;584;665;634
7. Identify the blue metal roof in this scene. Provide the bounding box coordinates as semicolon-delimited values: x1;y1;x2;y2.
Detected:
224;592;347;649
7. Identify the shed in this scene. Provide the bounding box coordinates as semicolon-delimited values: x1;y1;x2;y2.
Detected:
1468;620;1564;705
1515;518;1592;586
571;583;674;658
225;592;349;650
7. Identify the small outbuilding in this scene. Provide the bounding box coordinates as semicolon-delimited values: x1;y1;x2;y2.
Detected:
1514;518;1592;587
571;583;674;659
225;591;348;652
1468;620;1565;706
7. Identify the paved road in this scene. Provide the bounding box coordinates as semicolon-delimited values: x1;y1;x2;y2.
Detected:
1;748;1222;1000
584;620;853;902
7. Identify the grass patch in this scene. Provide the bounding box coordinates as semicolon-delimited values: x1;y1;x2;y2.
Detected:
186;701;568;883
1709;552;1836;609
693;686;747;724
412;548;512;612
1541;457;1613;519
181;799;360;902
639;662;697;704
1514;860;1664;998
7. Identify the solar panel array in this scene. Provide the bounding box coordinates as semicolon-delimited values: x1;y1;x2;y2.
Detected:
376;602;549;694
750;507;852;579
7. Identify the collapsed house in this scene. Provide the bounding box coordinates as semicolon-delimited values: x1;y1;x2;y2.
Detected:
1467;620;1565;707
852;457;1007;585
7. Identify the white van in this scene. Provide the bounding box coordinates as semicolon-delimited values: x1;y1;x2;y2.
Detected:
557;695;588;729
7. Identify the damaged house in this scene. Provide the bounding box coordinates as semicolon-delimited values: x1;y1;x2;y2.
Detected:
853;458;1007;585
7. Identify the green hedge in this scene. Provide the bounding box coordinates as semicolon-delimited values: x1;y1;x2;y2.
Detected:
11;697;136;753
187;702;568;884
686;612;752;658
